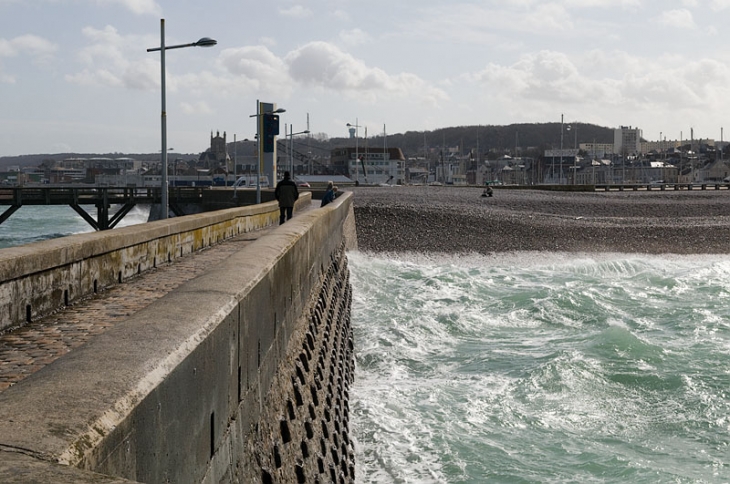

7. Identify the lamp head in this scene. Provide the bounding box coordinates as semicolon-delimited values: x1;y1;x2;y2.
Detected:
194;37;217;47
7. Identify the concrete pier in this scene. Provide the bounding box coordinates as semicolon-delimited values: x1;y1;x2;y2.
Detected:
0;191;356;483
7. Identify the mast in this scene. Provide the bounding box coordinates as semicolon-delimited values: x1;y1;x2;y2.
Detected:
306;113;311;175
363;126;369;184
424;132;428;183
383;124;389;184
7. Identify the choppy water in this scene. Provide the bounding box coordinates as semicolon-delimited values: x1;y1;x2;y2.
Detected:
0;205;150;249
349;251;730;483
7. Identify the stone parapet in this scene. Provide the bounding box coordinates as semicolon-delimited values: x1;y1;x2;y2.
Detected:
0;193;311;332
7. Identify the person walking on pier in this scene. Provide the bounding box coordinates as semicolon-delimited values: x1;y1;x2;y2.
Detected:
275;171;299;224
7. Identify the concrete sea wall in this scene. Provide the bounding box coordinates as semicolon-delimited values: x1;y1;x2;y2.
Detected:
0;193;311;332
0;191;357;483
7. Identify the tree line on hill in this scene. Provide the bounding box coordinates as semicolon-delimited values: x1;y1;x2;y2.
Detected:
241;122;615;161
0;122;615;169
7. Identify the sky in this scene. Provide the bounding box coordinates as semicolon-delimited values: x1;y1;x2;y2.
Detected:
2;0;730;156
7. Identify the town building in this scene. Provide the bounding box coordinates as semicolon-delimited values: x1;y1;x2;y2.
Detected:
198;131;231;172
614;126;642;158
579;142;614;158
329;147;405;185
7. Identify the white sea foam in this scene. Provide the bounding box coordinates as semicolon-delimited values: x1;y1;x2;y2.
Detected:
350;251;730;483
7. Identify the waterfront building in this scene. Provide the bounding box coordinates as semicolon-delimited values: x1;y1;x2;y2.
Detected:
542;149;579;184
406;166;429;184
329;147;405;184
579;142;614;158
699;159;730;182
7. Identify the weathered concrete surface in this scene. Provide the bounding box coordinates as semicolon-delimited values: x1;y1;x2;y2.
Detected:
0;193;311;332
0;191;355;483
0;452;135;483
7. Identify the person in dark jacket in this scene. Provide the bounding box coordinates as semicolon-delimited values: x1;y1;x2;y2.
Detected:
274;171;299;224
321;181;335;207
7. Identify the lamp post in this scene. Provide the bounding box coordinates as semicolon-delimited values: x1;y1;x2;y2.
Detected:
567;123;578;184
233;133;237;199
147;19;216;220
659;131;662;160
559;114;564;184
347;120;361;182
250;102;285;204
288;126;310;176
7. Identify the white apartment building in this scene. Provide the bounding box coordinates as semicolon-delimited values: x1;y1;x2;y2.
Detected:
614;126;642;157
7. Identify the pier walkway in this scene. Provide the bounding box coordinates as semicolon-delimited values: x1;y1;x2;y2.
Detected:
0;205;311;393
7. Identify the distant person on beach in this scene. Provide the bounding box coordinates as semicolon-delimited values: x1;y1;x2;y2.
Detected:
275;171;299;224
321;181;335;207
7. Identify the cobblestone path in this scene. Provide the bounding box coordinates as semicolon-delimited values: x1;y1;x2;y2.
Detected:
0;226;276;393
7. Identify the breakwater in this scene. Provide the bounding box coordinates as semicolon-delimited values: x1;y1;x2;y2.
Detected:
0;191;357;483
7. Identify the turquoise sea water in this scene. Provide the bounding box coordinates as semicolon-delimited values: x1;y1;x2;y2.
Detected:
0;205;150;249
3;211;728;482
349;251;730;483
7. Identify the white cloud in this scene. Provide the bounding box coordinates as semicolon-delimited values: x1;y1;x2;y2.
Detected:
66;25;212;92
67;26;132;87
338;28;372;46
259;37;277;48
278;5;312;18
563;0;640;6
93;0;161;15
468;50;612;106
0;35;57;59
463;49;730;124
404;3;574;45
331;9;350;21
11;34;58;57
180;101;213;115
218;46;291;92
284;41;448;105
120;58;158;90
0;40;13;58
654;9;696;29
524;3;574;32
709;0;730;10
0;34;57;82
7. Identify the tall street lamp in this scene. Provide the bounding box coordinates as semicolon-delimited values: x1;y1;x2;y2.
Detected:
347;120;361;182
250;102;285;204
567;123;578;184
233;133;238;199
559;114;564;185
147;19;217;220
288;127;310;176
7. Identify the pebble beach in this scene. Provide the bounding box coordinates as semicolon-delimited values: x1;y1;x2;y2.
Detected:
350;186;730;254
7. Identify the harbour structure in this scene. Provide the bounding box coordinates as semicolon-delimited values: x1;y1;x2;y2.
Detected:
329;146;406;185
0;190;357;483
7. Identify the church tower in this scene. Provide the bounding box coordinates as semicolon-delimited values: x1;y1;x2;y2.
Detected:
199;130;231;171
